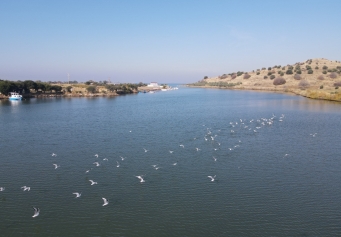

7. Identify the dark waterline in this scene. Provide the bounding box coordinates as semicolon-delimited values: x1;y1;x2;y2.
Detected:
1;87;341;236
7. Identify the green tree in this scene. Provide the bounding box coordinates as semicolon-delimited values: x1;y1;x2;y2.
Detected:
86;86;97;93
0;80;18;95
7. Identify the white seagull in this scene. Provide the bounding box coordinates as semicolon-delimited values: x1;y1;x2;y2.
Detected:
0;187;5;191
143;148;148;152
89;180;98;185
179;144;184;148
196;148;201;151
53;164;60;169
212;156;217;162
136;176;145;183
120;156;126;161
51;153;57;157
94;154;99;158
103;158;108;161
172;162;177;166
32;207;40;218
116;161;120;168
73;192;81;198
169;150;174;153
21;186;31;191
102;198;109;206
208;175;216;182
93;162;100;167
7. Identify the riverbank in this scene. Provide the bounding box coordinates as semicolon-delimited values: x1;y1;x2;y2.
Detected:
188;58;341;102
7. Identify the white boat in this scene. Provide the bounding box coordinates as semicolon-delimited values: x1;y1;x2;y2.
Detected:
9;92;22;100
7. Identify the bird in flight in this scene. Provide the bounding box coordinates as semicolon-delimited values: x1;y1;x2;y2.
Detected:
169;150;174;153
143;148;148;152
32;207;40;218
103;158;108;161
196;148;201;151
94;154;99;158
207;175;216;182
21;186;31;191
136;175;145;183
73;192;81;198
212;156;217;162
179;144;184;148
51;153;57;157
93;162;100;167
102;198;109;206
116;161;120;168
53;164;60;169
172;162;177;166
89;180;98;185
0;187;5;191
120;156;126;161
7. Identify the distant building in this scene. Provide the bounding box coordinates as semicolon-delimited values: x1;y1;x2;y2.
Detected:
147;82;159;87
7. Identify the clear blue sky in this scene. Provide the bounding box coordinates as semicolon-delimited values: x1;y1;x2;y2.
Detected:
1;0;340;83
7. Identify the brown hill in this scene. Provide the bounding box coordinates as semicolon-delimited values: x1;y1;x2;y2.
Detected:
190;58;341;102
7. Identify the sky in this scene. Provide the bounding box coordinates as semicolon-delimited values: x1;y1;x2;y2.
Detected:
1;0;340;84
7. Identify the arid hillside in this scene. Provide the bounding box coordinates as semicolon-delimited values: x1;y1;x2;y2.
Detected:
190;58;341;102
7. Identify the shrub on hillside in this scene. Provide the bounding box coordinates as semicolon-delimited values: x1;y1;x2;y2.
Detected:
333;82;341;87
204;76;208;79
306;65;312;70
307;69;313;74
317;75;325;80
262;67;266;70
282;67;286;70
267;72;272;76
270;75;275;80
320;85;324;89
288;66;293;70
280;72;284;76
264;76;268;79
231;74;237;79
243;74;251;79
330;72;338;79
299;80;310;89
323;70;327;74
256;72;260;75
268;67;272;70
294;74;302;80
219;74;228;79
296;70;302;74
323;65;328;70
273;77;286;85
277;71;282;74
286;69;293;75
237;71;243;76
315;66;319;69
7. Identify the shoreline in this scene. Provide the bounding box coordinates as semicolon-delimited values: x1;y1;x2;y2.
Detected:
187;85;341;103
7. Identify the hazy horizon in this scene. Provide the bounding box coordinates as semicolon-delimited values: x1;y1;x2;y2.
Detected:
1;0;340;83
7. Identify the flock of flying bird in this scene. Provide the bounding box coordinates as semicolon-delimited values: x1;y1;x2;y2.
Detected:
0;113;318;218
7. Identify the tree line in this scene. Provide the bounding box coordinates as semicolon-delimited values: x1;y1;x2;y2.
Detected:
0;80;62;96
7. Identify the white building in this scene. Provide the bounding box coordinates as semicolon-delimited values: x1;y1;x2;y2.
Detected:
147;82;159;87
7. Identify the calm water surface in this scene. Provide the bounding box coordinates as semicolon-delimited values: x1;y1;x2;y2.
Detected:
1;87;341;236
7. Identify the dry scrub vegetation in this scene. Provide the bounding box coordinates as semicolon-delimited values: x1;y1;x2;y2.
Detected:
190;58;341;102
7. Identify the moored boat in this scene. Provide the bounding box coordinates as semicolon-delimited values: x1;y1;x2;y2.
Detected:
9;92;23;100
